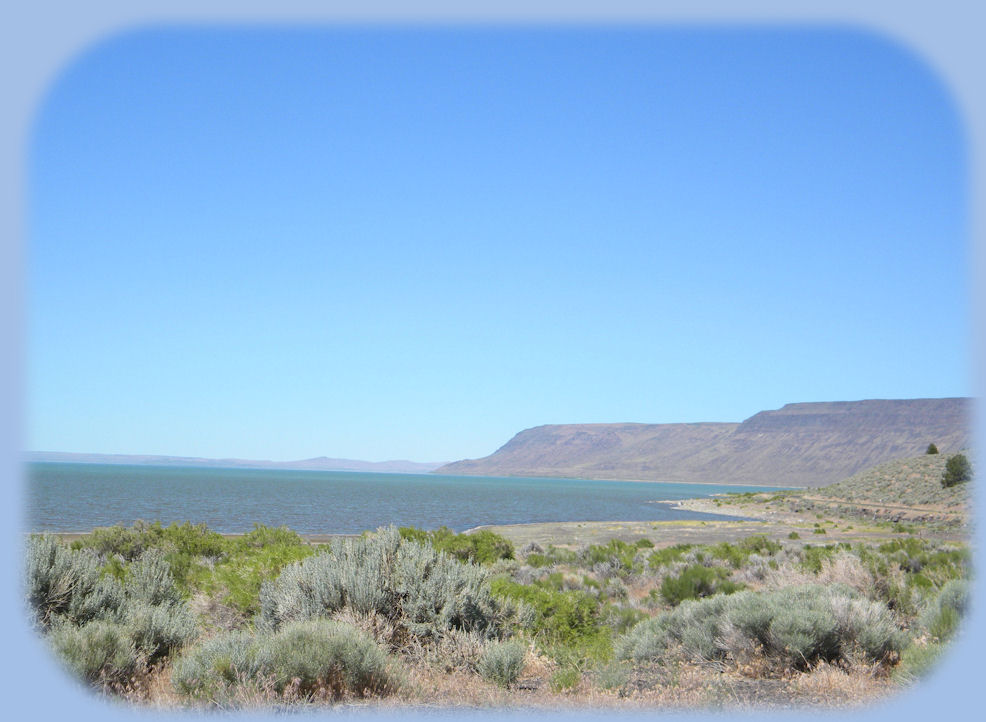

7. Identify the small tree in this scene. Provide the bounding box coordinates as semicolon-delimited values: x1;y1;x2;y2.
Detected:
941;454;972;488
926;443;939;455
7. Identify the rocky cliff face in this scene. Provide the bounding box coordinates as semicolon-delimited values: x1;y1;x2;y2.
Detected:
434;398;972;487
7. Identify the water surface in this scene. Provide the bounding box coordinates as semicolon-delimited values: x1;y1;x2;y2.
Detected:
27;462;780;534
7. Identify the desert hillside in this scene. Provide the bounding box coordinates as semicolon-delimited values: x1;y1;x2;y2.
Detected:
435;398;971;487
813;452;973;507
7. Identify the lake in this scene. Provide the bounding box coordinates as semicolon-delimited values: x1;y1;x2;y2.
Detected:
25;462;783;535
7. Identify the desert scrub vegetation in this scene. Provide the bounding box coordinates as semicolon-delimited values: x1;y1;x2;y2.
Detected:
24;521;972;708
816;453;972;507
477;639;528;687
26;536;197;687
172;619;398;703
617;584;907;671
259;526;522;641
398;525;514;564
658;564;744;606
71;521;315;622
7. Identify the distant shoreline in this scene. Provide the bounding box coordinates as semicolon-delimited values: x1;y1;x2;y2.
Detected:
27;457;799;489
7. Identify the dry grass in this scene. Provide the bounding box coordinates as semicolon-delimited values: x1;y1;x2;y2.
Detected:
757;551;877;596
74;650;901;712
188;590;246;633
787;661;892;708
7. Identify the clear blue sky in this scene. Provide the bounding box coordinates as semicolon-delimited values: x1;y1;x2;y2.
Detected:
27;26;969;462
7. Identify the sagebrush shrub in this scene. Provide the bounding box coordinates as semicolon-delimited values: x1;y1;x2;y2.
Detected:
122;599;197;663
26;536;122;628
259;526;517;642
171;630;270;697
125;548;184;607
919;579;970;642
477;640;527;687
172;620;395;702
27;536;198;687
618;584;905;670
268;620;395;697
48;619;139;684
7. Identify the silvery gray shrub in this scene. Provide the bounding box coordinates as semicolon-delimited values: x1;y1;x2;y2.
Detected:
918;579;970;641
477;640;527;688
26;536;198;682
26;535;123;628
172;620;395;701
48;619;139;683
259;526;518;641
618;584;905;669
124;548;183;607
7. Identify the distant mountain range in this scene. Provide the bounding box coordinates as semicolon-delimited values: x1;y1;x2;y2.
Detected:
434;398;972;487
26;452;446;475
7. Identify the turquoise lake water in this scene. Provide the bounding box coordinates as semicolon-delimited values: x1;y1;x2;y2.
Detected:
26;462;782;534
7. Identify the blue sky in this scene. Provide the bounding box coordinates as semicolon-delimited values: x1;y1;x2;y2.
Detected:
27;26;969;462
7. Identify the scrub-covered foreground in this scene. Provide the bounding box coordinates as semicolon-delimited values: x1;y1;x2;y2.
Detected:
26;511;970;709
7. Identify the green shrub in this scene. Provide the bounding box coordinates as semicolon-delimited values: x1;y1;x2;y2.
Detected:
525;545;578;567
477;640;527;687
490;578;605;651
259;526;517;641
580;539;642;575
398;526;514;565
550;667;581;691
75;520;227;562
919;579;970;642
737;535;782;556
788;532;801;540
707;542;747;569
189;539;314;617
237;524;305;550
926;443;939;455
941;454;972;488
71;521;230;593
894;642;946;684
705;537;779;569
799;544;844;574
647;544;693;570
659;565;742;606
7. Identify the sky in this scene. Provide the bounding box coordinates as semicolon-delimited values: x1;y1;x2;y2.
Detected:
27;26;970;462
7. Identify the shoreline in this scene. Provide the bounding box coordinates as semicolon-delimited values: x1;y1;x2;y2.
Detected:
435;472;802;489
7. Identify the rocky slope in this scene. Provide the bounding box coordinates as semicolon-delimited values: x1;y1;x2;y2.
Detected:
435;398;971;487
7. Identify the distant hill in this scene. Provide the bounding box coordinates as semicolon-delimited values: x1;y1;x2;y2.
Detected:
813;452;973;507
26;451;445;475
434;398;972;487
